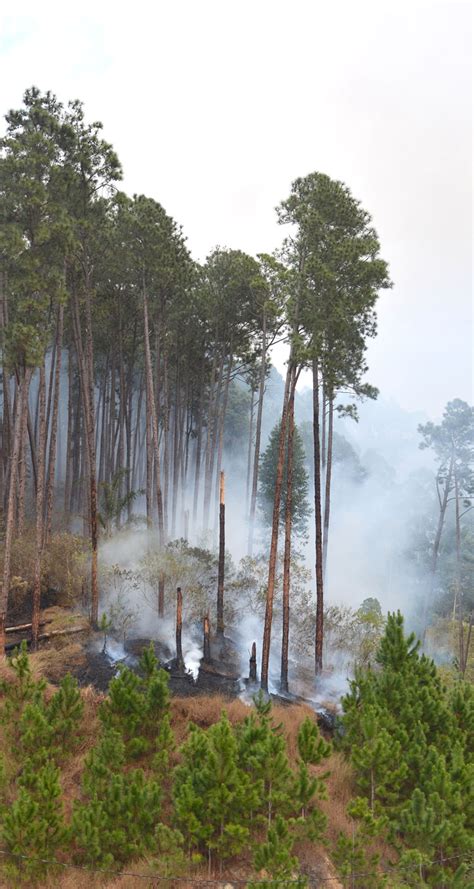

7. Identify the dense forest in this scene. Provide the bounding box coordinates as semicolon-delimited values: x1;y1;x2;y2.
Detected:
0;88;473;887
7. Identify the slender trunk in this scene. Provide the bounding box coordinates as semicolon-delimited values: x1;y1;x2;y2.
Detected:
280;366;297;693
171;362;180;538
43;303;64;546
313;360;324;674
176;586;184;670
248;312;267;555
71;285;98;625
245;390;255;514
64;349;74;527
213;357;232;538
143;289;164;543
322;395;334;581
32;366;46;649
145;402;153;527
203;352;224;529
158;574;165;618
203;614;211;662
321;385;326;471
192;368;204;527
422;456;453;638
0;368;32;653
162;350;170;538
216;471;225;636
17;419;27;536
249;641;257;683
260;363;292;692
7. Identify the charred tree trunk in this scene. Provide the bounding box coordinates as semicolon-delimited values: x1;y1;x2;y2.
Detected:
32;366;46;650
158;575;165;618
216;472;225;637
280;366;297;694
249;641;257;683
203;614;211;663
313;359;324;674
260;363;292;692
176;586;184;670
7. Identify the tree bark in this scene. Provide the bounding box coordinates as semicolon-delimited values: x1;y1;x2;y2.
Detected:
0;368;32;653
313;359;324;674
280;366;297;693
248;311;267;555
43;303;64;546
217;471;225;636
176;586;184;670
322;395;334;581
32;365;46;649
260;363;292;691
143;289;165;544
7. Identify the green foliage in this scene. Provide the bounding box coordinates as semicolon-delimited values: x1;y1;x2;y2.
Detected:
1;761;67;884
248;815;307;888
18;673;83;764
341;612;474;886
72;765;162;867
259;421;310;536
99;643;171;758
98;468;143;535
174;712;259;868
334;797;387;889
0;641;45;722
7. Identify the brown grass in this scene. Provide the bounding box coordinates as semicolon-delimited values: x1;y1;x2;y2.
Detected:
0;639;352;888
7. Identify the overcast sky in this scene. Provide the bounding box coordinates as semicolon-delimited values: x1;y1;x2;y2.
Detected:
1;0;472;418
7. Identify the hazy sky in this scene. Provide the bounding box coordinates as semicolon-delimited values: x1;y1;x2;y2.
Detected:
1;0;472;417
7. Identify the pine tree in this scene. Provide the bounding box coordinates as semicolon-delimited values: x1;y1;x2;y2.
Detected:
174;712;259;872
248;815;308;888
333;798;387;889
1;761;68;883
292;717;331;839
99;643;171;758
237;695;293;826
259;421;310;537
340;613;474;886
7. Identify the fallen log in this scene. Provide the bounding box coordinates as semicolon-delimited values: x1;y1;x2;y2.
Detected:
5;619;50;634
5;624;90;652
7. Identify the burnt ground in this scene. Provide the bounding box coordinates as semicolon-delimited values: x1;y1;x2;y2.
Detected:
5;605;339;733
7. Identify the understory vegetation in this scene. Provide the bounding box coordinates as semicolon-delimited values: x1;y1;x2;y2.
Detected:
0;614;471;888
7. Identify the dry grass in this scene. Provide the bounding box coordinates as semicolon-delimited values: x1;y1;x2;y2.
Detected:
0;635;352;889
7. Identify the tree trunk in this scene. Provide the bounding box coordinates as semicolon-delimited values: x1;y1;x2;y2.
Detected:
143;289;165;543
176;586;184;670
322;395;334;581
245;390;255;514
422;455;453;638
43;303;64;546
203;614;211;662
248;312;267;555
260;363;292;692
280;366;297;693
217;471;225;637
64;349;74;526
213;357;232;538
0;368;32;653
313;359;324;674
32;366;46;649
